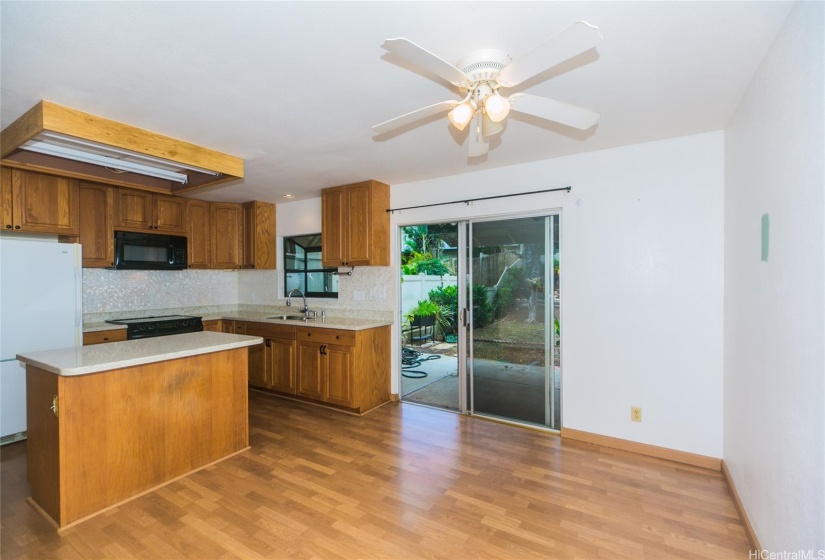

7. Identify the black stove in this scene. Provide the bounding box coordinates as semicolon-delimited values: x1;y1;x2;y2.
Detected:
105;315;203;340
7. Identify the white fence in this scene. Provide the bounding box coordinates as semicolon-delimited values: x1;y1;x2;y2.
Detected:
401;275;457;318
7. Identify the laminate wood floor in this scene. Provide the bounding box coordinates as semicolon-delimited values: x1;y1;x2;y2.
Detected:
1;392;750;559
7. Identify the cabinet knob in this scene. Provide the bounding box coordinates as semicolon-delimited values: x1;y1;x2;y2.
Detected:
14;225;20;230
4;225;11;229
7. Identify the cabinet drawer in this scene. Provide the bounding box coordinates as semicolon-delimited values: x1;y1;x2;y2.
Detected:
296;327;355;347
83;329;127;345
234;321;297;339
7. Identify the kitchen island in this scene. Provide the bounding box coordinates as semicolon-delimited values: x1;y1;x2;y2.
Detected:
16;331;262;530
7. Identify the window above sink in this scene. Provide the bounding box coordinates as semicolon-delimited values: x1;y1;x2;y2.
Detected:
284;234;338;299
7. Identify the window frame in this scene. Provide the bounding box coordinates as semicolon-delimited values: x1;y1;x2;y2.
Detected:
283;234;338;299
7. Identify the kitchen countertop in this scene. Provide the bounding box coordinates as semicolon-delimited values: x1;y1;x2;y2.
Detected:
215;311;392;331
84;312;392;333
17;332;262;377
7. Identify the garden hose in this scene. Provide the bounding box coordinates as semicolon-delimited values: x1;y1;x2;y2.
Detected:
401;347;442;378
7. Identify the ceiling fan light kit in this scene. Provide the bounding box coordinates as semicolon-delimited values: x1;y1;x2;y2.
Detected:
447;98;476;131
373;21;603;158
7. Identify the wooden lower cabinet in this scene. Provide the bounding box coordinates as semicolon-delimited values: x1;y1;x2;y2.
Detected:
238;322;297;392
296;340;325;400
202;320;221;332
240;320;389;413
267;338;296;393
82;329;127;345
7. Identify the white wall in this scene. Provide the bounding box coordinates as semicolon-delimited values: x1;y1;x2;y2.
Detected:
391;132;725;458
724;1;825;551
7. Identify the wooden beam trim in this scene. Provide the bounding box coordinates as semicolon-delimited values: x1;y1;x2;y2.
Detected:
721;460;762;552
0;101;45;158
561;427;722;471
40;102;243;177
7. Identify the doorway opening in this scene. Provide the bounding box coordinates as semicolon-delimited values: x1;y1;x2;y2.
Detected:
399;223;461;412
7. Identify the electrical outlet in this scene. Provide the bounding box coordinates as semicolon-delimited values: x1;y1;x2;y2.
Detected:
631;406;642;422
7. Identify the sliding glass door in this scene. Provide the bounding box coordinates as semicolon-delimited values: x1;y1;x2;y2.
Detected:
399;213;561;429
468;215;560;428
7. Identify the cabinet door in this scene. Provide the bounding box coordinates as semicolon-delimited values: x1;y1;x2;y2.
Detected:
248;338;269;388
79;183;114;267
296;341;324;400
11;169;79;234
1;167;12;231
185;199;210;268
221;321;235;334
242;201;276;269
324;345;354;407
210;203;242;269
344;184;372;266
321;188;345;267
153;195;186;233
114;189;153;230
268;338;296;394
202;320;221;332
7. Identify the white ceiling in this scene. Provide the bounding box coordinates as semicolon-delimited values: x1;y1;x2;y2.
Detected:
1;2;792;203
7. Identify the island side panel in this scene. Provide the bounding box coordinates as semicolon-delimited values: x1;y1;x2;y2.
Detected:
26;366;62;525
55;348;249;525
354;326;391;412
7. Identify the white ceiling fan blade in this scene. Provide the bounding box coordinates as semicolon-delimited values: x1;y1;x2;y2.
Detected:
382;38;471;86
468;114;488;157
497;21;602;87
509;93;600;130
372;101;458;134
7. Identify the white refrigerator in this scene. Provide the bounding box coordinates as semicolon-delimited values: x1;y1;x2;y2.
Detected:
0;238;82;443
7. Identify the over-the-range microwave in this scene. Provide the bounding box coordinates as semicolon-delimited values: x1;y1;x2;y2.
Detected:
114;231;187;270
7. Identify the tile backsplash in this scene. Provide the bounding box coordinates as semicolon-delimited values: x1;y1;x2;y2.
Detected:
83;269;239;314
83;266;396;318
238;267;395;312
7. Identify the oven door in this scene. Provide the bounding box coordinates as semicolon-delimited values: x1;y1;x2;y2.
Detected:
114;232;187;270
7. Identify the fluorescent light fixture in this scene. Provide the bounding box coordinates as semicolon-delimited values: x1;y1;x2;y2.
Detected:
38;132;220;175
21;141;191;184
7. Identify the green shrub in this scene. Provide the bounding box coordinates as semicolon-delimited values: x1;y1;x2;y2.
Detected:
493;266;528;319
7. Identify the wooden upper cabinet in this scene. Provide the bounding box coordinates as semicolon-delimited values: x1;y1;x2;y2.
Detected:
242;201;276;269
321;187;345;267
153;195;185;233
114;188;152;229
185;199;210;268
0;167;79;235
114;188;185;233
78;182;114;267
321;180;389;267
210;202;243;269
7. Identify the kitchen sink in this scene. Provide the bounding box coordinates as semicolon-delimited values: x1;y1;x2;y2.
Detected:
265;314;313;321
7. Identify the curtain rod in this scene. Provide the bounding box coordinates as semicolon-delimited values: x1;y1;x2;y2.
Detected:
386;186;571;214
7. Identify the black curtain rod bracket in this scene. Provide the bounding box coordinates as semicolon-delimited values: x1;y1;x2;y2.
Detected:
386;186;571;214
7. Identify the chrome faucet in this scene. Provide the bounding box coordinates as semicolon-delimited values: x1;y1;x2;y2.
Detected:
286;288;309;315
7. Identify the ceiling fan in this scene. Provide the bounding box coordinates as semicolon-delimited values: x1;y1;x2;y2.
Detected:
372;21;603;157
